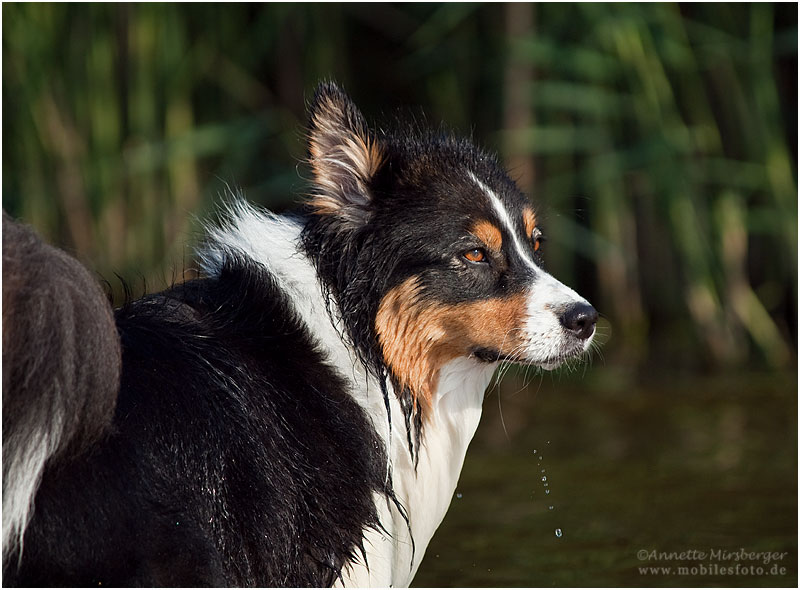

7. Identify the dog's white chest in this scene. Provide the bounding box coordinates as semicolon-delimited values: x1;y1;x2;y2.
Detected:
337;359;496;587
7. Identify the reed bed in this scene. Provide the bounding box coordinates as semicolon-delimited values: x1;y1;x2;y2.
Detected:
3;3;795;370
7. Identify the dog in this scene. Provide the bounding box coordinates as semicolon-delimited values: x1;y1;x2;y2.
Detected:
2;82;597;587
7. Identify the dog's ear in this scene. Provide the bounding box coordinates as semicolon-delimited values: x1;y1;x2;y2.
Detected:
307;83;384;226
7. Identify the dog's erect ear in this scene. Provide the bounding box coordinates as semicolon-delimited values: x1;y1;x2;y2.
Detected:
307;83;384;226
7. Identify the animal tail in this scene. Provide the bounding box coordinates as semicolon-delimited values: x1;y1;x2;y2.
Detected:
2;213;121;562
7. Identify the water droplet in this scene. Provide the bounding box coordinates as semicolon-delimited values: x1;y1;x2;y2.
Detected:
538;456;543;461
456;492;463;499
547;440;551;445
545;489;550;495
548;505;554;510
555;528;562;538
541;476;547;482
544;482;548;487
532;449;537;454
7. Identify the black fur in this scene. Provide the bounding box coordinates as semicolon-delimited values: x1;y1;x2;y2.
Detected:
3;254;390;586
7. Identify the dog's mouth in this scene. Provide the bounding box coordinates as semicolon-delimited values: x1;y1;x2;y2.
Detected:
470;343;589;370
471;347;507;363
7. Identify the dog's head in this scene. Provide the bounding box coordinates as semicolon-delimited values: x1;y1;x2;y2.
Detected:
303;83;596;416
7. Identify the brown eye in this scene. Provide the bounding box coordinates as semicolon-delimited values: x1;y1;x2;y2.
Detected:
532;229;544;252
464;248;486;263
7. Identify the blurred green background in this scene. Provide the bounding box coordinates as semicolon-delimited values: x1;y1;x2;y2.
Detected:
2;3;797;587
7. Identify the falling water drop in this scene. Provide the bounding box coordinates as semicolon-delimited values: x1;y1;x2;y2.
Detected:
555;528;562;538
545;489;550;495
548;505;554;510
541;476;547;482
456;492;463;499
532;449;537;454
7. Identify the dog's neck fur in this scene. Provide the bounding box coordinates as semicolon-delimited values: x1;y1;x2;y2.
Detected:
200;202;496;586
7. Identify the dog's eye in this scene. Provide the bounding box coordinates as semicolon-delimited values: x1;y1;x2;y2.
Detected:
532;230;545;252
464;248;487;263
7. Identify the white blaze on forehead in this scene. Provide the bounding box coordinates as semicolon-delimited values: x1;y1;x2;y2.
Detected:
467;171;538;272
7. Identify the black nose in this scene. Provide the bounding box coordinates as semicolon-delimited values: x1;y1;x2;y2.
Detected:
560;303;598;340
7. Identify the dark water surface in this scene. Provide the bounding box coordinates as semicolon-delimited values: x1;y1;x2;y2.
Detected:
413;369;797;587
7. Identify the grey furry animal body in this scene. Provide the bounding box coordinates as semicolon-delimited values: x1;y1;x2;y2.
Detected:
2;213;121;560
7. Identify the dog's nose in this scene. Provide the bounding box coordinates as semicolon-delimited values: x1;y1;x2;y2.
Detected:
560;302;598;340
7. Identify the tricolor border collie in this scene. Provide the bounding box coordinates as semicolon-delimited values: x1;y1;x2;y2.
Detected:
2;82;597;587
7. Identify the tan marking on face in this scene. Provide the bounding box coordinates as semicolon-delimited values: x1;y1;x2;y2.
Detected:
375;277;528;418
470;220;503;252
523;208;537;239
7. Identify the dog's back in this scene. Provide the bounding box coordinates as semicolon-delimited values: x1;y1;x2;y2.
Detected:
3;247;389;586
